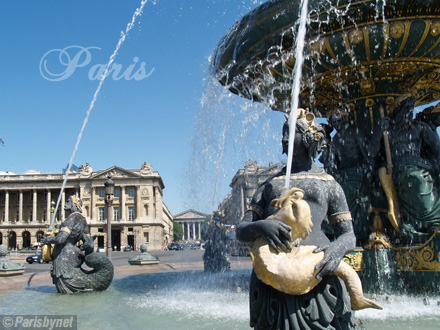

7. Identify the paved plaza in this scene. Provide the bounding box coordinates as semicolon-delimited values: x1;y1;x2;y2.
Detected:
0;249;252;292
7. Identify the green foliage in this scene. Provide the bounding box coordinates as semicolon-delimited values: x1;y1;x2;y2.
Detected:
173;221;183;242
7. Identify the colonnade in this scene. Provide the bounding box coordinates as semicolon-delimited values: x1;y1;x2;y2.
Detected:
179;221;202;241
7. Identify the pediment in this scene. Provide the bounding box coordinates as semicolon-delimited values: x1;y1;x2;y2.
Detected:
174;209;208;220
92;166;141;180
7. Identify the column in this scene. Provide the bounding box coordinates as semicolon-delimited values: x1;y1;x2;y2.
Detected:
198;222;201;240
18;191;23;222
90;187;95;220
136;186;141;220
155;187;163;219
32;190;37;222
61;191;65;220
240;185;245;219
46;190;51;222
192;222;195;241
121;186;126;220
4;191;9;223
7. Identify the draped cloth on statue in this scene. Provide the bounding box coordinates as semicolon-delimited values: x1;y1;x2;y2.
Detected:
249;271;361;330
392;160;440;233
333;167;370;242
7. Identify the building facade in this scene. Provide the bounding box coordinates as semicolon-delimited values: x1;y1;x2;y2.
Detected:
218;160;280;225
173;209;207;242
0;162;173;251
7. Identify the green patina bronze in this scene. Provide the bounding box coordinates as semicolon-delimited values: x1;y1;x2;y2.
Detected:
213;0;440;315
213;0;440;117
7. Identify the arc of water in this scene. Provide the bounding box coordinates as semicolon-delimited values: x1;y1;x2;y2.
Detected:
49;0;149;230
284;0;309;189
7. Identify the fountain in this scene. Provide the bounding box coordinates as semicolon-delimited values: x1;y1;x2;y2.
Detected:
2;1;440;329
128;243;159;265
212;0;440;295
0;244;25;277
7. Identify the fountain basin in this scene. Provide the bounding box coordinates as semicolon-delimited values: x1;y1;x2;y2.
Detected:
0;269;439;330
213;0;440;115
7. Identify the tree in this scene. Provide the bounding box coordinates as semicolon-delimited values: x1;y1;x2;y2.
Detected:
173;221;183;242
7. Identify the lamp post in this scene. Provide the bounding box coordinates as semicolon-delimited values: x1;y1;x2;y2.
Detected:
105;176;114;260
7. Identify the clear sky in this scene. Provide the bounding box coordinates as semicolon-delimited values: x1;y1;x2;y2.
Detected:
0;0;286;215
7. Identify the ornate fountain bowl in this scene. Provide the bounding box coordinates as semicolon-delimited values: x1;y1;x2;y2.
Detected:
212;0;440;118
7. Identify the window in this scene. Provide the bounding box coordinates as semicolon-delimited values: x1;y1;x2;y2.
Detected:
114;207;120;221
29;210;33;222
99;207;105;221
128;207;135;220
128;187;135;198
114;188;120;198
144;232;149;243
99;188;105;198
98;228;104;233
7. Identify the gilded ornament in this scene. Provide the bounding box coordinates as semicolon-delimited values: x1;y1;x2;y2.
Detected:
431;20;440;36
390;21;405;39
308;38;326;54
251;188;382;310
349;29;363;44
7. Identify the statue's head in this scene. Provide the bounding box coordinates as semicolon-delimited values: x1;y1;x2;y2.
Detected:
282;109;326;161
390;94;415;124
65;195;83;213
416;103;440;126
329;112;347;131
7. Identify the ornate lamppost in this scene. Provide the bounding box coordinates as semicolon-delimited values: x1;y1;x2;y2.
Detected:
105;176;114;260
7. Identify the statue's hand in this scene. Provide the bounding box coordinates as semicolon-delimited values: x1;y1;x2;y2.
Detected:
256;220;292;253
40;237;49;245
313;241;345;281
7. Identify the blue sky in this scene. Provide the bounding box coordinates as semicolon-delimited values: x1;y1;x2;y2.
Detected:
0;0;286;215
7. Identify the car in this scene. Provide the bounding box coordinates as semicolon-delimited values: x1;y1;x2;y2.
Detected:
26;252;49;264
123;246;133;252
168;243;184;251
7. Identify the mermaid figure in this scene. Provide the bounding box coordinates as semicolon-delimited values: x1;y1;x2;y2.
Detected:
41;196;114;293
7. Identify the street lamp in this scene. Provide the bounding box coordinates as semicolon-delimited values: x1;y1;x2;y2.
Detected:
104;176;114;260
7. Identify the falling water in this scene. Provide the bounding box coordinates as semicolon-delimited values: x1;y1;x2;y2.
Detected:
284;0;309;189
50;0;149;228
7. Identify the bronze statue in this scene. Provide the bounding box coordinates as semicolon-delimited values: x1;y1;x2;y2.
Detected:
371;96;440;237
236;109;376;329
320;112;372;244
41;196;114;293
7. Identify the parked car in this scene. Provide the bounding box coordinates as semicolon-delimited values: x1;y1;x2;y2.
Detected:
26;252;49;264
167;243;184;251
123;246;133;252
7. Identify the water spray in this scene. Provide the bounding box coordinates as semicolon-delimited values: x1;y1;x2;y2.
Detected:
284;0;309;190
48;0;149;231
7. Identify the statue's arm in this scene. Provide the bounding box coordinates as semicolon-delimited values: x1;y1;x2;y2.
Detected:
421;122;440;162
41;230;69;245
355;129;369;161
367;117;389;157
314;182;356;280
236;185;292;253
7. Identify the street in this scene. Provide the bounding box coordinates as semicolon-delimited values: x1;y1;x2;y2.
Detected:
23;248;250;274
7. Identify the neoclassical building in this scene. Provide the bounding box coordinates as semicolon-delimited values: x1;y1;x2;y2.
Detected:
173;209;207;241
0;162;173;251
218;160;280;225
